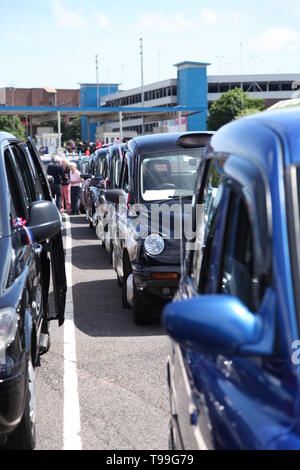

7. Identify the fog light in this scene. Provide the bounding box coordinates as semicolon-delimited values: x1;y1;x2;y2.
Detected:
152;273;178;280
162;288;171;297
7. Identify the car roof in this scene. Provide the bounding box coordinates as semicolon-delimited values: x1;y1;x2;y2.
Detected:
128;131;214;155
210;108;300;167
94;148;108;158
0;131;18;142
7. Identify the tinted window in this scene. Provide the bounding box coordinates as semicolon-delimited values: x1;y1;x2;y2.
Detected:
190;158;223;286
4;149;27;220
219;192;255;311
140;149;204;202
11;144;36;203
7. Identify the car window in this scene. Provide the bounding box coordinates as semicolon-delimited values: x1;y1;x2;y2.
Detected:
140;150;203;202
4;150;31;286
120;157;129;192
123;164;129;192
219;191;255;312
11;144;36;203
22;144;44;200
102;159;108;179
115;158;122;188
4;148;28;219
190;159;223;287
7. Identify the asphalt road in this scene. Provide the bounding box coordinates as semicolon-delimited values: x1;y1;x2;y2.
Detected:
35;214;170;450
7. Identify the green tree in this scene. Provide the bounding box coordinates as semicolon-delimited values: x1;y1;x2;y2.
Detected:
207;88;265;131
0;115;25;140
65;116;81;141
37;116;81;143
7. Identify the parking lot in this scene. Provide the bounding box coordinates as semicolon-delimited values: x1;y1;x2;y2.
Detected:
35;215;170;450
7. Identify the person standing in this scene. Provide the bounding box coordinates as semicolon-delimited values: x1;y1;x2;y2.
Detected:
69;162;82;215
60;160;71;214
47;156;64;209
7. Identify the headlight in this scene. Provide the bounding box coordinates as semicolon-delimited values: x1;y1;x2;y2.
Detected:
0;307;18;354
144;234;165;256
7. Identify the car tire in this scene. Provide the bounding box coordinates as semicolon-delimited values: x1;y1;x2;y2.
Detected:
122;261;131;309
6;351;36;450
132;281;151;326
117;273;122;287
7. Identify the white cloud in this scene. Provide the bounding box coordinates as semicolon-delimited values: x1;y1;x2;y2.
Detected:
52;0;87;30
95;12;110;30
137;9;218;34
138;12;190;33
200;8;218;25
249;27;300;53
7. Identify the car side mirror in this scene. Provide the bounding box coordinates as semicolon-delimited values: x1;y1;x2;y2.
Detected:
81;173;92;180
105;189;127;205
90;177;103;189
163;289;276;357
27;200;61;242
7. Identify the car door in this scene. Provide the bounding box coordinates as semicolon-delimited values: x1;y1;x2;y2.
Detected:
180;164;298;449
3;145;41;340
114;154;130;278
23;138;66;326
171;175;228;450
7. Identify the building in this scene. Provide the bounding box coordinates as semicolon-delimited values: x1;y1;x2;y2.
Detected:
207;73;300;109
0;86;80;137
0;86;80;108
1;63;300;143
80;61;210;141
81;64;300;142
79;83;119;143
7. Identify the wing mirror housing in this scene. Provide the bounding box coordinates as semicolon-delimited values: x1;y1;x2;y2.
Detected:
27;200;61;243
163;289;276;357
81;173;92;180
90;177;104;189
105;189;127;205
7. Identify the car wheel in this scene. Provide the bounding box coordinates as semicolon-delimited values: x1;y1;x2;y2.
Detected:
122;261;131;309
6;351;36;450
132;281;151;326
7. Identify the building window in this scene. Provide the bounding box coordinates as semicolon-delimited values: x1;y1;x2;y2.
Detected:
208;84;219;93
220;83;230;93
281;82;292;91
269;82;281;92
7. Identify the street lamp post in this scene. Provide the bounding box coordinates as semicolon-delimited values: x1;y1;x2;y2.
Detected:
140;38;145;134
215;56;224;75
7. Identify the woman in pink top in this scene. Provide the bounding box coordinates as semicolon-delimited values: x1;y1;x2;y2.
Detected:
69;162;82;215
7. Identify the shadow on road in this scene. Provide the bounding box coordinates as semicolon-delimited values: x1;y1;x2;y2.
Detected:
68;214;166;338
73;279;165;338
71;245;112;271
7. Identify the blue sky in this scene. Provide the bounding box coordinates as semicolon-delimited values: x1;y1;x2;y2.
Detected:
1;0;300;90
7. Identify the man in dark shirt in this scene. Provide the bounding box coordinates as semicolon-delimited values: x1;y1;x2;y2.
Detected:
61;160;71;214
47;156;64;209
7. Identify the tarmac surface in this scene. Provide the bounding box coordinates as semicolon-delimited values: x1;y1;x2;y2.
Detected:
35;214;170;450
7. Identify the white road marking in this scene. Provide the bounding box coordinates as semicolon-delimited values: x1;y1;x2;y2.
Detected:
63;214;82;450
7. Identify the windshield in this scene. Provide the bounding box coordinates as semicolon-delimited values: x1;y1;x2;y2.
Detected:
140;149;204;202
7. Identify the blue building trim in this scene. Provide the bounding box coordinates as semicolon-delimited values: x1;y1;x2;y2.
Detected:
80;83;120;141
176;62;209;131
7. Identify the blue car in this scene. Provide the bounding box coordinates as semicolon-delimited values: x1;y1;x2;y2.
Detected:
163;109;300;450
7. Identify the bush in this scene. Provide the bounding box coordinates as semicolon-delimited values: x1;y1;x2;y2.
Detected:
0;115;25;140
207;88;265;131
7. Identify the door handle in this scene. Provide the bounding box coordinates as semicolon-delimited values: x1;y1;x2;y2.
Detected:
33;243;43;256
